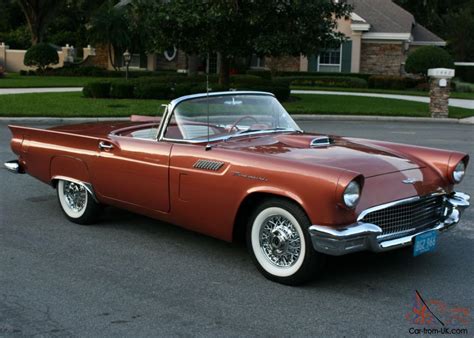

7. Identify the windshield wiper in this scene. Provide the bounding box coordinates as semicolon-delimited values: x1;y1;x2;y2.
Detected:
226;127;302;140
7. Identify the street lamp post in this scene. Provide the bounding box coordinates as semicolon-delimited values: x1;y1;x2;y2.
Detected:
123;49;131;80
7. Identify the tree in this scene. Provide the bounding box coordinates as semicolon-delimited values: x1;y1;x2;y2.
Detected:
16;0;62;45
87;0;131;70
139;0;351;86
24;42;59;71
405;46;454;76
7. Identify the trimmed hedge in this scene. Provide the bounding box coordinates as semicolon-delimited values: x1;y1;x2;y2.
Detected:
276;71;373;81
24;43;59;72
368;75;425;90
110;81;135;99
83;75;291;101
277;76;368;89
82;81;111;98
246;69;272;80
405;46;454;76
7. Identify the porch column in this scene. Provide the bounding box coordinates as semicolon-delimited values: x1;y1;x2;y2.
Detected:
351;32;362;73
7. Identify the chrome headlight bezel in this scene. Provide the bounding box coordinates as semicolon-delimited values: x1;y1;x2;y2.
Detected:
343;180;361;209
452;161;466;183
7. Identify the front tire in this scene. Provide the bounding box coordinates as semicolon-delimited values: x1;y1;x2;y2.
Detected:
247;198;325;285
57;179;101;225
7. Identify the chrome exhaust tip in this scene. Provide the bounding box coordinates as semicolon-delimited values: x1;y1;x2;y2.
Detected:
4;160;24;174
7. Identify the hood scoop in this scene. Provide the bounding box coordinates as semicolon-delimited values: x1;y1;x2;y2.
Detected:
311;136;332;147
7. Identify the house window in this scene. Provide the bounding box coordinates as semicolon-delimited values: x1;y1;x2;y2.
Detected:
318;46;341;72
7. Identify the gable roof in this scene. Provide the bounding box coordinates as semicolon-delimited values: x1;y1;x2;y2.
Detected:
348;0;445;44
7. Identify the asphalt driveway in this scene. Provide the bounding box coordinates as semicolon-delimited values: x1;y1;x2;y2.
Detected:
1;120;473;337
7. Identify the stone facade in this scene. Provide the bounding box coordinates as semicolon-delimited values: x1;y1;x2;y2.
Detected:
360;42;406;75
264;56;300;72
429;78;451;118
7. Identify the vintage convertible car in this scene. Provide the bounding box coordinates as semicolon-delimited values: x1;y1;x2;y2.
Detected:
5;91;471;285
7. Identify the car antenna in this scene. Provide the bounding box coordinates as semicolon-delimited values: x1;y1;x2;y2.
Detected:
205;58;212;151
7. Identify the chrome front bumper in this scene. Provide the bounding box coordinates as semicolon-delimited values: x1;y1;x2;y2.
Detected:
309;192;470;256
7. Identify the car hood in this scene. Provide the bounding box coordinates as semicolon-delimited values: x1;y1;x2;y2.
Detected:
218;133;423;178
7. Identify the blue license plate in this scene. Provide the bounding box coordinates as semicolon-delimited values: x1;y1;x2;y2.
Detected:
413;230;438;257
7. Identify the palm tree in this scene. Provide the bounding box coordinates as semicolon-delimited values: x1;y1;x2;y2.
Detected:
88;0;131;70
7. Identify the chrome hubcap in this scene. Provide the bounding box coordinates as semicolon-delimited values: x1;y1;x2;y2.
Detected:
63;182;86;212
260;215;301;268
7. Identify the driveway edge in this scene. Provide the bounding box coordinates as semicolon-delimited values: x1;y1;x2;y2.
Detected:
1;115;473;124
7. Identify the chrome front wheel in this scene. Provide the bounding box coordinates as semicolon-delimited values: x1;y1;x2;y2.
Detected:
247;199;325;285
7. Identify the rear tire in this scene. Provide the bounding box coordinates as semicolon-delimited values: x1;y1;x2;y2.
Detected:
246;198;325;285
57;179;101;225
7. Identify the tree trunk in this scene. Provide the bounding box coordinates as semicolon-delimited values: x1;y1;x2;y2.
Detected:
187;54;199;76
219;55;230;88
108;44;117;71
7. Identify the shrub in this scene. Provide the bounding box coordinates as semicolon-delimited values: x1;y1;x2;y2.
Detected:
455;65;474;83
246;69;272;80
82;81;111;98
405;46;454;76
110;81;135;99
454;83;473;93
24;43;59;72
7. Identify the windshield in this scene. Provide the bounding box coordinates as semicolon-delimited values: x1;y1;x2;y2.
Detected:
163;94;301;141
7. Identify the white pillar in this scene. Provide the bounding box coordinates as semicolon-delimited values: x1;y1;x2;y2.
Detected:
0;42;9;70
351;32;362;73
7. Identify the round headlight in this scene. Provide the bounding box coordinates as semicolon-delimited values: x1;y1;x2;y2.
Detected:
453;161;466;183
343;181;361;208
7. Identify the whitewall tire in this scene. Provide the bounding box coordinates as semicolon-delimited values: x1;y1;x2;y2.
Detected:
57;179;101;225
247;198;325;285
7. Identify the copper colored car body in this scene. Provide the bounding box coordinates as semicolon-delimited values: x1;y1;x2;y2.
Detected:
4;91;471;284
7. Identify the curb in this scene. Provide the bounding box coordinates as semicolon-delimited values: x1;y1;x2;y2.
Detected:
1;115;473;124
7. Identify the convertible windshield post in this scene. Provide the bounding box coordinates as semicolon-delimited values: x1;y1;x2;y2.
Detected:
159;91;301;144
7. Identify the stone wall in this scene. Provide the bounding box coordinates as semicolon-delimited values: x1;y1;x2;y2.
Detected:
360;42;405;75
429;78;451;118
264;56;301;72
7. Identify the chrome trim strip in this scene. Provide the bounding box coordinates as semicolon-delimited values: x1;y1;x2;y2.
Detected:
4;160;24;174
309;191;470;256
51;175;98;202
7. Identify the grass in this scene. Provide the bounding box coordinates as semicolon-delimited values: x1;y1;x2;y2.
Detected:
0;92;472;118
291;86;474;100
283;95;473;119
0;92;167;117
0;73;114;88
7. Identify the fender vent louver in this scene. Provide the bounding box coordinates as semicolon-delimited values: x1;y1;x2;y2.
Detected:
311;136;332;147
193;159;224;171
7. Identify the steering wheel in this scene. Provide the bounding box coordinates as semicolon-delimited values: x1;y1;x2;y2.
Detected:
229;115;259;133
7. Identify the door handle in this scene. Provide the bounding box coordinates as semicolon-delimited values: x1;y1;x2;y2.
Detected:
99;141;114;150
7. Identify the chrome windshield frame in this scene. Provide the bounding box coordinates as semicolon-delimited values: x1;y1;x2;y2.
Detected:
156;91;299;143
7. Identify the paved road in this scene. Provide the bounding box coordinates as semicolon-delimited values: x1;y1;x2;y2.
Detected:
1;120;473;337
293;89;474;109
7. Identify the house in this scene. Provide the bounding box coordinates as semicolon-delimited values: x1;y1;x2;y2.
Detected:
92;0;447;76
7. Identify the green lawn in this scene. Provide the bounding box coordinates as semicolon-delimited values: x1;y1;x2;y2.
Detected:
0;92;472;118
0;73;114;88
291;86;474;100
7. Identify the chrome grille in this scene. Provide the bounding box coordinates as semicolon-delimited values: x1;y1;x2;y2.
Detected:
361;195;446;240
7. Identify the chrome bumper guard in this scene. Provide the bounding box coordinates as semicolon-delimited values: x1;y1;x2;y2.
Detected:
3;160;25;174
309;192;470;256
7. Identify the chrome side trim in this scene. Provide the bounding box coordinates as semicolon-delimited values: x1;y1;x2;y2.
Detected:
4;160;25;174
51;175;98;202
309;192;470;256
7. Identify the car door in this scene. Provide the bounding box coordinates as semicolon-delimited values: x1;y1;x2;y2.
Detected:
91;135;172;213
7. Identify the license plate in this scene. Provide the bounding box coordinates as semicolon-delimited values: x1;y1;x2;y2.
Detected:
413;230;438;257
